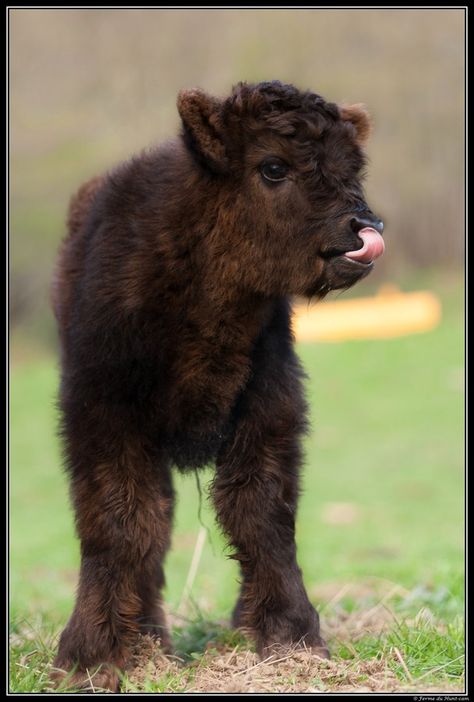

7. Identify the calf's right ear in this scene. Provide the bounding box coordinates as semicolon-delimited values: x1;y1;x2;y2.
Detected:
177;89;229;173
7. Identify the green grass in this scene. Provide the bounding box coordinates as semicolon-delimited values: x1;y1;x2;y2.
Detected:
346;618;465;683
9;271;464;692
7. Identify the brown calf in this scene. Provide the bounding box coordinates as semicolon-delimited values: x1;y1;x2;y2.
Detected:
51;81;384;691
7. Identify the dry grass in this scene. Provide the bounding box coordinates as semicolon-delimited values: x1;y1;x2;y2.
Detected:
120;578;464;694
10;576;464;694
126;638;400;694
124;631;461;695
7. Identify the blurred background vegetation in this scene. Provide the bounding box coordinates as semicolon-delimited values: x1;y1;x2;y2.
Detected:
10;8;464;356
9;9;465;687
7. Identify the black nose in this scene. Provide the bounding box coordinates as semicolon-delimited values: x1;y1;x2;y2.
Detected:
350;215;384;235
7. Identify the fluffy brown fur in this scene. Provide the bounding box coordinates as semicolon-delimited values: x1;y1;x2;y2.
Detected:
50;81;383;692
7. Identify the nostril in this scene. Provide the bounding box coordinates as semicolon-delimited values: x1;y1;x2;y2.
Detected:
351;215;384;235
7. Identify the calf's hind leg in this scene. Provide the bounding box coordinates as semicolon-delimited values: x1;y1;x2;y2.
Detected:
51;437;174;692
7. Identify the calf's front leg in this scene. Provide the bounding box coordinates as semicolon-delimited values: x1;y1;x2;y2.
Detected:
212;382;329;658
50;436;174;692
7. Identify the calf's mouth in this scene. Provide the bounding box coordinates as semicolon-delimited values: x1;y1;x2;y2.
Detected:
343;226;385;265
316;223;385;293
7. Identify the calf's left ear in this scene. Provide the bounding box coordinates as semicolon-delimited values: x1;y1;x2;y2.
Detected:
177;89;229;173
339;103;372;146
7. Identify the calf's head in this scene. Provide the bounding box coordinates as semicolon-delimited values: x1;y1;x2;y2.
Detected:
178;81;384;298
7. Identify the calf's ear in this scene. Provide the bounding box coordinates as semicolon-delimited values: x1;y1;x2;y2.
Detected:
177;89;229;173
339;103;372;146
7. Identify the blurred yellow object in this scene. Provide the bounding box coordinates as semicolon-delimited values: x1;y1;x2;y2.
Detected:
293;284;442;342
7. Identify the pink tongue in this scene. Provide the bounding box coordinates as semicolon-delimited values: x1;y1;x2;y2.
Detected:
344;228;385;263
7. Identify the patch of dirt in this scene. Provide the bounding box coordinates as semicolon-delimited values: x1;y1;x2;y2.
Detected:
124;579;465;694
188;648;396;694
320;501;361;525
126;636;463;694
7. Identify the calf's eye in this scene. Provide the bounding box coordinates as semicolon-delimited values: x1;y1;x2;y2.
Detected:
259;158;289;183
